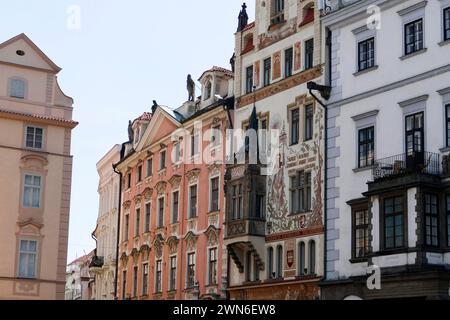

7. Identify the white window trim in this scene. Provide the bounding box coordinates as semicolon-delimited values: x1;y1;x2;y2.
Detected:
146;157;153;178
22;173;43;209
352;25;377;75
438;87;450;151
206;246;218;286
157;196;165;228
24;125;45;151
352;110;379;171
154;258;163;293
186;251;196;288
398;0;428;59
9;77;28;99
168;254;177;291
159;149;167;171
208;174;221;213
144;200;151;233
17;238;39;279
188;183;198;219
170;189;180;224
399;95;428;156
440;0;450;44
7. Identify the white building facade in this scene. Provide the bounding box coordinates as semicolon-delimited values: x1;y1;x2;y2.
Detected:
321;0;450;299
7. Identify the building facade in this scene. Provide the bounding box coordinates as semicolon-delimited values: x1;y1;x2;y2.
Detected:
0;34;77;300
115;67;234;300
224;1;325;300
65;251;94;300
321;0;450;299
90;145;121;300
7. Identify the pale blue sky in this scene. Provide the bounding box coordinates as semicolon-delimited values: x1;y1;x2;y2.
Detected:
0;0;254;262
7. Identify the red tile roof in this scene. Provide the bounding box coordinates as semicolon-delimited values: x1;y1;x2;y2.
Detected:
242;21;255;32
0;107;78;127
199;66;234;80
135;112;152;122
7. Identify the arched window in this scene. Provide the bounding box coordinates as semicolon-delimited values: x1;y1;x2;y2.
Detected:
204;80;212;100
276;245;283;278
298;242;305;276
267;247;274;279
309;240;316;275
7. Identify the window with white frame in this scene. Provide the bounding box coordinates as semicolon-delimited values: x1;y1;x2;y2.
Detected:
398;1;427;57
358;37;375;71
23;175;41;208
186;252;196;288
157;197;164;228
144;202;151;233
405;19;424;55
159;150;166;170
210;177;219;212
135;207;140;236
155;260;162;293
445;7;450;41
10;79;26;99
18;239;38;278
189;184;198;218
142;263;148;296
25;126;44;149
169;256;177;291
173;142;181;164
172;190;179;223
208;248;217;285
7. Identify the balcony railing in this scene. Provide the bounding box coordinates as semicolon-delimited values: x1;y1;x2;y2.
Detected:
372;152;441;181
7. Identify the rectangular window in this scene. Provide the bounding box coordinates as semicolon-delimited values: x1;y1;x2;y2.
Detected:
142;264;148;296
263;58;271;87
155;260;162;293
135;208;140;236
358;37;375;71
191;133;200;157
144;203;151;233
23;175;41;208
446;105;450;147
124;214;130;241
210;177;219;212
146;158;153;177
18;240;37;278
271;0;285;24
26;127;43;149
132;266;138;298
284;47;293;78
158;198;164;228
445;7;450;41
172;191;179;223
189;185;198;218
405;112;424;162
159;151;166;170
137;165;142;183
290;176;298;214
291;171;312;214
358;126;375;168
208;248;217;285
384;196;405;249
305;104;314;141
291;108;299;145
246;65;254;94
405;19;423;55
10;79;25;99
127;173;132;189
446;195;450;247
424;194;439;247
169;256;177;291
173;143;181;163
122;271;127;300
212;125;221;147
305;39;314;70
187;253;196;288
353;209;369;258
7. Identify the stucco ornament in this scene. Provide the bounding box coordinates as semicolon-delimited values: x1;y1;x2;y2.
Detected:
155;181;167;196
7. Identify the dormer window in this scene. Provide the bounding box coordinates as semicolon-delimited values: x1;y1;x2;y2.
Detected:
134;127;140;145
204;80;212;101
10;78;26;99
271;0;285;25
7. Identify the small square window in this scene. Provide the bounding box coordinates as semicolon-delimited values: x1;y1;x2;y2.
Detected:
10;79;26;99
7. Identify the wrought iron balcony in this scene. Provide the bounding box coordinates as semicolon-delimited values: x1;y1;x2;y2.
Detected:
372;152;441;181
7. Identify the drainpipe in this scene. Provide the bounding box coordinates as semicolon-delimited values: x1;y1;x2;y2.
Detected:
112;143;125;300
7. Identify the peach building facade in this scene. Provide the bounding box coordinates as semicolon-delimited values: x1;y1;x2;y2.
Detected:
115;67;233;300
0;34;77;299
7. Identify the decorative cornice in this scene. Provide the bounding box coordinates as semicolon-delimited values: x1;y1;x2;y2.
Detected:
438;87;450;96
168;174;182;188
123;200;131;210
351;110;379;121
397;0;427;16
186;168;201;183
398;94;429;108
236;65;322;108
207;162;222;175
142;187;153;201
155;181;167;195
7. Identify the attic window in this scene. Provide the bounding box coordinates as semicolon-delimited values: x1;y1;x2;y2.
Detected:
16;50;25;56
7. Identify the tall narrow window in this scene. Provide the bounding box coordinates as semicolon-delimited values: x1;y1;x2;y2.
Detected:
245;251;252;282
358;126;375;168
158;198;164;228
276;245;283;278
246;65;254;94
263;58;271;87
305;172;312;212
122;271;127;300
18;240;37;278
189;185;197;218
146;158;153;177
232;185;238;220
210;177;219;212
124;214;130;241
144;203;151;233
291;108;299;145
290;176;299;214
405;112;424;168
191;132;200;157
172;191;179;223
132;266;138;297
358;38;375;71
23;175;41;208
424;194;439;247
135;208;140;236
212;125;221;147
204;80;212;100
284;47;293;77
208;248;217;285
267;247;274;279
127;173;132;189
304;39;314;70
155;260;162;293
169;256;177;291
405;19;423;55
295;171;312;213
309;241;316;275
159;150;166;170
137;165;142;183
353;208;369;258
384;196;405;249
173;143;181;163
142;264;148;296
187;253;196;288
26;127;43;149
305;104;314;141
238;184;243;219
271;0;285;24
10;79;26;99
445;7;450;41
446;105;450;147
255;194;265;219
298;242;305;276
446;195;450;247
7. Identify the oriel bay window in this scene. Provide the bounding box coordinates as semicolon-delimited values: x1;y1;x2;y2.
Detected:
290;171;312;214
187;253;196;288
231;184;244;220
358;37;375;71
424;193;439;247
352;206;369;258
405;19;424;55
383;196;405;250
358;126;375;168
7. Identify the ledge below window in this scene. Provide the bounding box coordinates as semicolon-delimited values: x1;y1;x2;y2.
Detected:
349;257;369;264
353;65;379;77
353;165;375;173
439;39;450;47
399;48;427;61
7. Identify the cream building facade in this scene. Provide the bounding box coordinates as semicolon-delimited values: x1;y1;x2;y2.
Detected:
0;34;77;300
90;145;121;300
